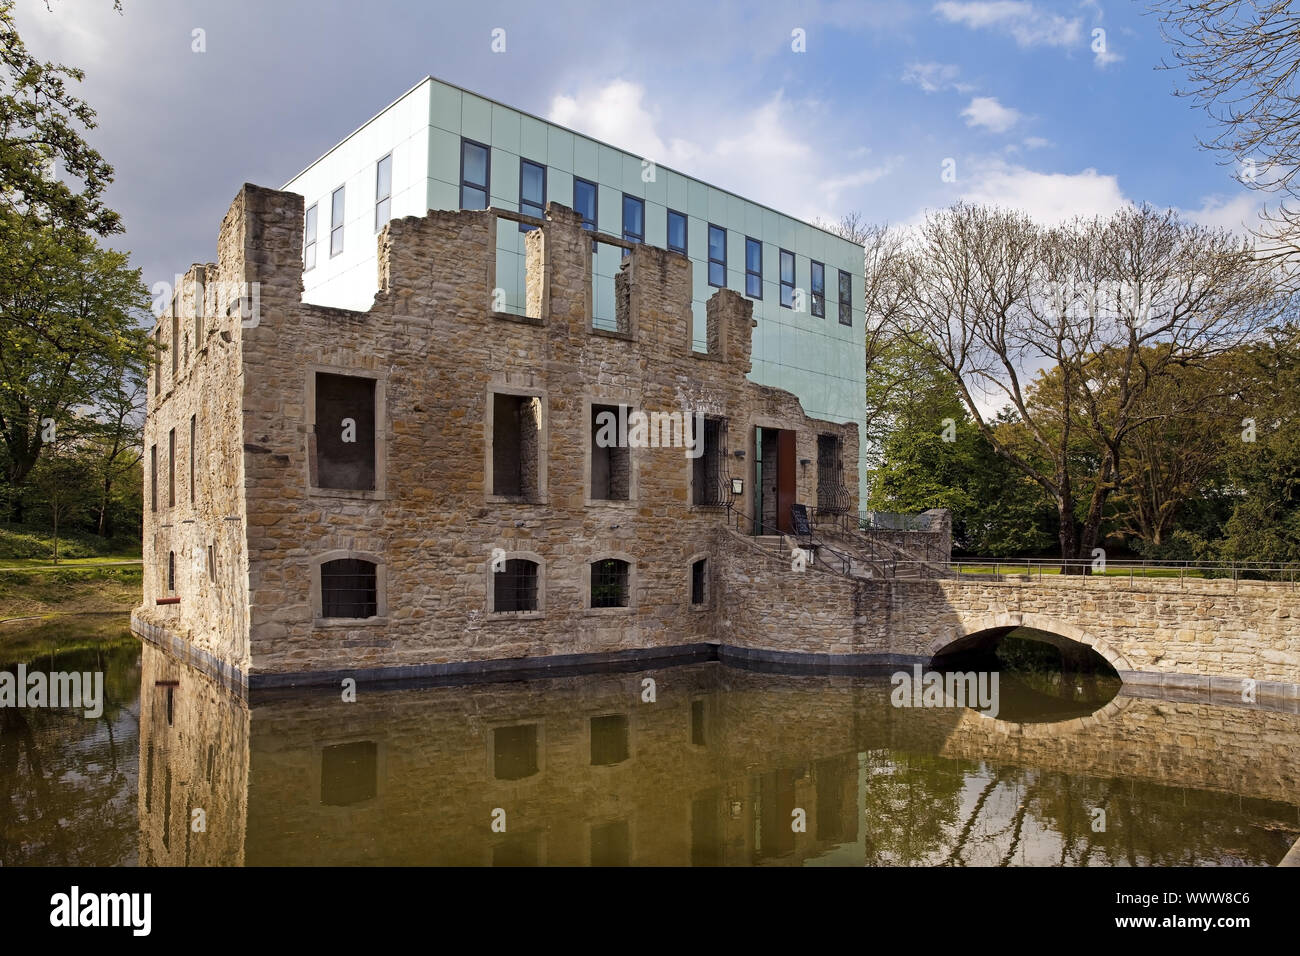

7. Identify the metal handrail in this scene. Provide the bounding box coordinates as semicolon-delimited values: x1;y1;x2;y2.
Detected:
929;557;1300;590
722;501;859;578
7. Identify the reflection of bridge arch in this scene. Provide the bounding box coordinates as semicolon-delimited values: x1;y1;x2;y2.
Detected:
925;611;1137;675
952;692;1137;738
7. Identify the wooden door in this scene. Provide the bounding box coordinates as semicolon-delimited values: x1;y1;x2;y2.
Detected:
777;429;796;533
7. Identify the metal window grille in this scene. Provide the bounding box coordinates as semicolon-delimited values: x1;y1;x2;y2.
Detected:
817;434;851;513
591;559;630;608
494;559;539;612
321;558;377;618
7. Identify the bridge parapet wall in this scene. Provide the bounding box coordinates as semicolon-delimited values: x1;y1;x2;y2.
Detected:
883;577;1300;699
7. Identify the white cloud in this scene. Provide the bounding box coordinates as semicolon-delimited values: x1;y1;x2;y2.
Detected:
962;96;1022;133
1022;136;1050;149
933;1;1082;48
546;80;895;224
1182;193;1265;236
901;61;973;94
1093;45;1123;68
958;158;1128;222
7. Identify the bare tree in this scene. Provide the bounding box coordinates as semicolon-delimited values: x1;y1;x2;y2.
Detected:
1151;0;1300;259
887;201;1293;562
818;212;911;473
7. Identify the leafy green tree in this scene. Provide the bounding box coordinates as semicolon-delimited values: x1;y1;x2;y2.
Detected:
0;209;152;518
0;0;121;237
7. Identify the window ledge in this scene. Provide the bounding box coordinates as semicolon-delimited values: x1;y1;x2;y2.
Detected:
490;310;543;327
690;603;711;613
309;486;386;501
585;498;635;508
315;616;389;628
489;610;544;620
584;606;634;617
486;494;547;506
590;327;632;341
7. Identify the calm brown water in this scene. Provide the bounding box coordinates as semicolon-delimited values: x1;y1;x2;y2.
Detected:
3;620;1299;866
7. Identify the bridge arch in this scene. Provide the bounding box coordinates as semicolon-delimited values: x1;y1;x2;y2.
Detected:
925;611;1136;675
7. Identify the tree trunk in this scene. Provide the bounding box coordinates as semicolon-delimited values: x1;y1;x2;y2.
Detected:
1057;495;1079;572
97;475;113;537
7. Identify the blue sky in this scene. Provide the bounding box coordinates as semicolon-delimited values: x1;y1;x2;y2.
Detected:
15;0;1260;292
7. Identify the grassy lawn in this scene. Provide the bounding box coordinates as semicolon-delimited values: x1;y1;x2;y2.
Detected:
0;520;140;566
0;565;142;621
0;554;141;570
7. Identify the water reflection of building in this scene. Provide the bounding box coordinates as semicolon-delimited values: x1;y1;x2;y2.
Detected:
137;644;1300;866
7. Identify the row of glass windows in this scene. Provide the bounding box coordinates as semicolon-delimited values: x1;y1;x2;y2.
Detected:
458;138;855;325
303;153;393;270
301;142;857;327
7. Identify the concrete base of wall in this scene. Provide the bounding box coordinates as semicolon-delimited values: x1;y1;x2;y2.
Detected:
130;613;1300;711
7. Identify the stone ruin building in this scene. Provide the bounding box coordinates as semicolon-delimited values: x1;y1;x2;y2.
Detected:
132;184;950;689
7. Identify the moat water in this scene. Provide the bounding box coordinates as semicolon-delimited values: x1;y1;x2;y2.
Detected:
2;617;1298;866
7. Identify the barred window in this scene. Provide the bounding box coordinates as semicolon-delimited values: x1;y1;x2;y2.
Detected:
590;558;630;608
321;558;377;618
494;558;539;612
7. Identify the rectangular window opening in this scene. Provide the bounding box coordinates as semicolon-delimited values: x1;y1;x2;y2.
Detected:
779;249;795;309
590;558;630;608
667;209;687;256
691;416;726;506
590;403;630;501
621;194;644;255
313;373;377;491
303;203;318;270
838;268;853;326
708;224;727;288
189;415;196;505
149;444;157;512
320;558;377;618
494;559;539;612
519;159;545;230
330;186;345;257
574;177;598;251
491;393;541;500
811;260;825;318
460;138;490;210
167;428;175;508
691;558;707;605
745;237;762;299
374;153;392;231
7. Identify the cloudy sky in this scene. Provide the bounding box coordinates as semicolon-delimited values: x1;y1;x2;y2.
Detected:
15;0;1260;293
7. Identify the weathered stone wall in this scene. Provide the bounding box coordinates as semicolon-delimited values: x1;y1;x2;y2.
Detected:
135;188;277;676
136;186;859;682
877;576;1300;696
716;541;1300;695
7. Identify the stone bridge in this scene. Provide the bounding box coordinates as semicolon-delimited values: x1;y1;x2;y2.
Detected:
720;542;1300;703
